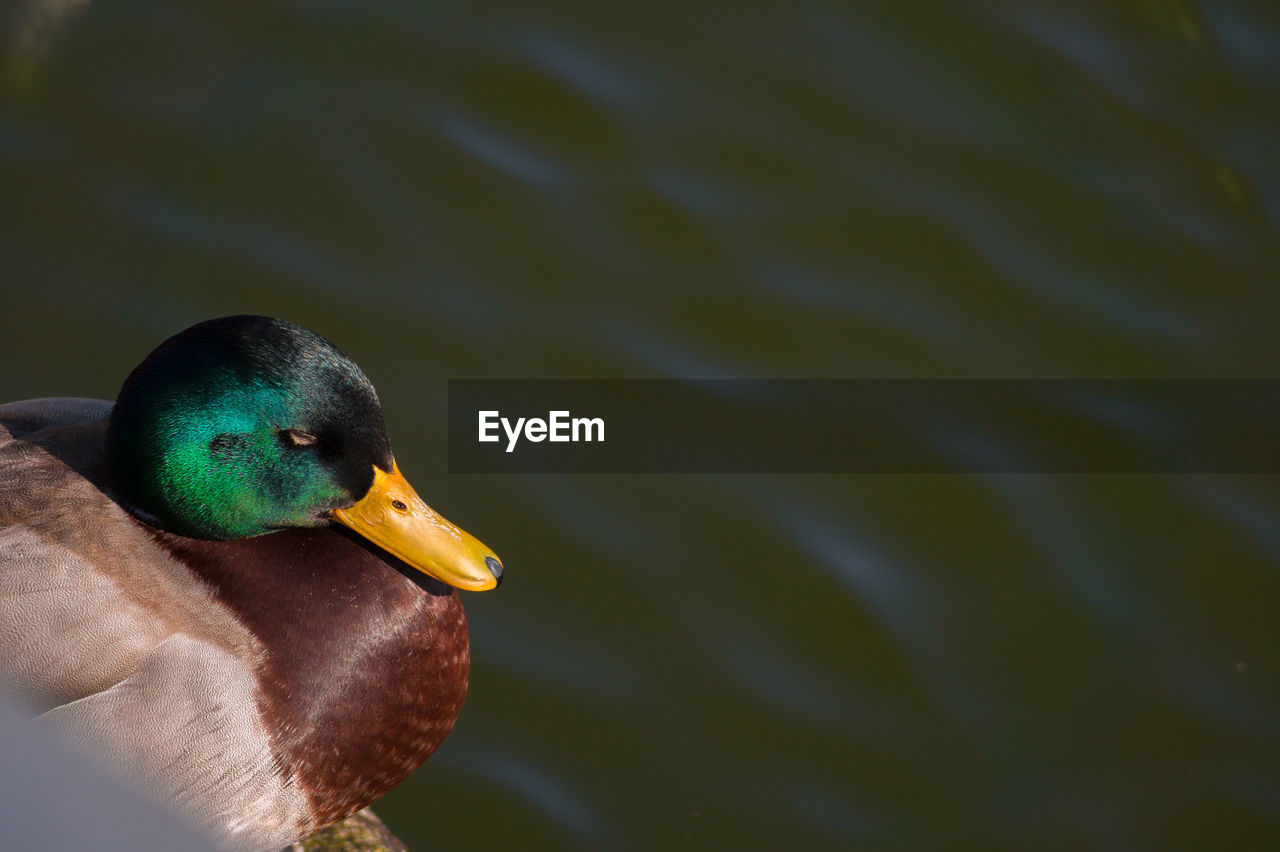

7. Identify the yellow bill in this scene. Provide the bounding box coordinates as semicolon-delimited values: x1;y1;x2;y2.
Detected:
331;461;502;591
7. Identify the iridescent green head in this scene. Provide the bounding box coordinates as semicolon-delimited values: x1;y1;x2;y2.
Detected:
105;315;393;540
104;315;504;591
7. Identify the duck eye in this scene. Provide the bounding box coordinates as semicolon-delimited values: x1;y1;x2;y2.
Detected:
280;429;319;449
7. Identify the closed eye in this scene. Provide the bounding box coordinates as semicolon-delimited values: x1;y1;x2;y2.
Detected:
280;428;320;448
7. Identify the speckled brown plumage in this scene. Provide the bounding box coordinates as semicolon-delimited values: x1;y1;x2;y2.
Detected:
159;528;470;831
1;399;476;847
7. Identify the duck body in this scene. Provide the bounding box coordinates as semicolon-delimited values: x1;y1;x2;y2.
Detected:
0;318;499;850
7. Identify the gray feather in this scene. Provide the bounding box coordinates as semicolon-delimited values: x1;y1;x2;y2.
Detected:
0;399;312;851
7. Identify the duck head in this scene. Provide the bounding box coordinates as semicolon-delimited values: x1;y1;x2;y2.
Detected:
105;315;502;591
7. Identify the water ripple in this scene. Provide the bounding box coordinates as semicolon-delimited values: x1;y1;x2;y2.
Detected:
1184;478;1280;565
447;748;605;844
432;110;565;187
109;186;356;295
754;259;970;348
518;32;649;108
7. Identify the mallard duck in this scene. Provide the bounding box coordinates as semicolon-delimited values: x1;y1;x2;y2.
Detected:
0;315;503;851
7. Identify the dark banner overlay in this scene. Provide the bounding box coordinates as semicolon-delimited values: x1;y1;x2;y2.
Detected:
447;380;1280;474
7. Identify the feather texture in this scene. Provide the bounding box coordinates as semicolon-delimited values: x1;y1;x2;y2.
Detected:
0;399;470;850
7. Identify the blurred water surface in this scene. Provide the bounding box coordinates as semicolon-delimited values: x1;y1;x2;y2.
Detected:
2;1;1279;849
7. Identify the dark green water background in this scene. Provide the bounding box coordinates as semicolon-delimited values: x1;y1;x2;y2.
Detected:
3;2;1279;849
